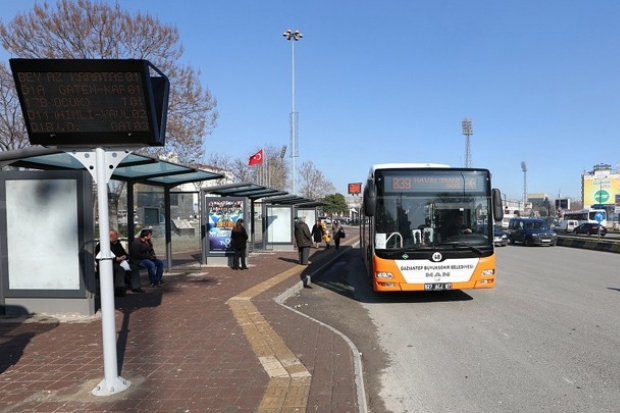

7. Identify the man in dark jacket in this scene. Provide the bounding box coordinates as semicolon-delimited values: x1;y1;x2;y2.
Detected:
129;229;165;287
96;229;144;296
294;216;313;265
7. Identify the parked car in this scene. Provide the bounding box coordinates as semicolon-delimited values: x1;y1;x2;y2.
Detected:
493;224;508;247
573;223;607;236
507;217;557;246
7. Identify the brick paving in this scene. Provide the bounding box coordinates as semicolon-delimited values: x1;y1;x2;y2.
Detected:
0;241;363;413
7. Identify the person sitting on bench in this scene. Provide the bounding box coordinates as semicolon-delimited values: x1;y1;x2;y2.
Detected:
96;229;145;296
129;229;165;288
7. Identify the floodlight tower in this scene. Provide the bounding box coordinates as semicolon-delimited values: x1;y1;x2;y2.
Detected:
462;118;473;168
283;29;303;194
521;161;527;210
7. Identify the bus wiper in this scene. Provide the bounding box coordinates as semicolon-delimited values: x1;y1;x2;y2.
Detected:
440;242;484;255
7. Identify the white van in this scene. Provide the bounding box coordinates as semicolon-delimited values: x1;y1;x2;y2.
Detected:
501;214;515;229
556;219;579;233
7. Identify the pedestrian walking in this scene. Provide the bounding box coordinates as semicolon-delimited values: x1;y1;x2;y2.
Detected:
294;216;313;265
311;219;324;248
332;219;345;250
323;229;332;249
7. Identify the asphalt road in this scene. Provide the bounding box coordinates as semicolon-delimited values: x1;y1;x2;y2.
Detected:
285;244;620;413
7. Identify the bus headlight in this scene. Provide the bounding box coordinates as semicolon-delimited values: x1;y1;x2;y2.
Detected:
376;272;393;279
481;269;495;276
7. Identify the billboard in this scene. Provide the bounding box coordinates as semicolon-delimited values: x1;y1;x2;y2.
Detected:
582;174;620;207
205;197;245;254
555;198;570;210
348;182;362;195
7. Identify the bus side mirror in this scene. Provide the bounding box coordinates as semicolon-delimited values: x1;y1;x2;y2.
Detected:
363;179;376;217
492;188;504;222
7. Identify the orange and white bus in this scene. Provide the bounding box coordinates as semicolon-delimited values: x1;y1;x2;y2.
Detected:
360;163;504;292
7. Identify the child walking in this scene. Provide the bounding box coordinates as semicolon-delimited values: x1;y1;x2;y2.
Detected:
323;230;332;249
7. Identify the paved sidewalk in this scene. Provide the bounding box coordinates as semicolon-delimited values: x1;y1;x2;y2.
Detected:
0;239;365;413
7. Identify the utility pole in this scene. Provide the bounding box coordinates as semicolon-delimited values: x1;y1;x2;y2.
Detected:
521;161;527;214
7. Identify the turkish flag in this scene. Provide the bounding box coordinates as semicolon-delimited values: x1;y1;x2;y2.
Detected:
248;149;264;166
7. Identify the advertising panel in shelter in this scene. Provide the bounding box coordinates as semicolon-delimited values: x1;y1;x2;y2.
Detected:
205;197;245;254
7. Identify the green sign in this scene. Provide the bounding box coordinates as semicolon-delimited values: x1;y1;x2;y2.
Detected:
595;190;609;203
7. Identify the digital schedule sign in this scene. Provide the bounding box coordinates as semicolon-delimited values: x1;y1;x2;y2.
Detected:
10;58;169;147
382;171;489;193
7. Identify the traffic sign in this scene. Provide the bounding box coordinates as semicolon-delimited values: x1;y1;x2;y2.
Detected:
594;212;604;223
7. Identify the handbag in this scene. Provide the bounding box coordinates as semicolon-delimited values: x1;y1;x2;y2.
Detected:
339;228;346;238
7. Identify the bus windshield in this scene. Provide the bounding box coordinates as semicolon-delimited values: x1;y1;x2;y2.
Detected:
373;169;493;252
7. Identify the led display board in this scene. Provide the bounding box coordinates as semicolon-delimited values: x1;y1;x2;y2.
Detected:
10;58;169;147
379;171;489;193
348;182;362;195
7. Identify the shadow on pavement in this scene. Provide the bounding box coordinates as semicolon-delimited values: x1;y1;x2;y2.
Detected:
0;305;59;374
114;293;163;374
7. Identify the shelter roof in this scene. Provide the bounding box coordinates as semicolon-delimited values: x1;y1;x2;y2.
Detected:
264;194;325;208
0;147;224;187
205;183;324;207
205;182;287;200
0;148;326;207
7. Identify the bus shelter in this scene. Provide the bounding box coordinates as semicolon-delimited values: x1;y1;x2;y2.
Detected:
0;147;223;316
260;195;325;252
200;183;287;265
199;185;325;256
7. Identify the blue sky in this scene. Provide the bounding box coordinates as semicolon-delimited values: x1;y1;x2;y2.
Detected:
2;1;620;201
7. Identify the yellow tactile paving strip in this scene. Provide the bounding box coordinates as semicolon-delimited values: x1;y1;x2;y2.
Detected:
227;265;312;413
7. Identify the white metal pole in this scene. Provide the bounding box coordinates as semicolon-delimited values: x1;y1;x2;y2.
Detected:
92;147;130;396
284;29;302;194
291;39;297;194
66;148;131;396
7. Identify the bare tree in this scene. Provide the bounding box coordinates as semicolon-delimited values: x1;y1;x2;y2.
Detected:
298;160;335;200
223;145;289;189
230;158;253;183
205;152;232;172
256;144;288;190
0;63;28;151
0;0;218;164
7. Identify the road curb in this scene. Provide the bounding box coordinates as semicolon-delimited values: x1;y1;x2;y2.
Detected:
274;240;368;413
557;236;620;253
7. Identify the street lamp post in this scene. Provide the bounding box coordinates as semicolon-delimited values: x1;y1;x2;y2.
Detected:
521;161;527;215
283;29;303;194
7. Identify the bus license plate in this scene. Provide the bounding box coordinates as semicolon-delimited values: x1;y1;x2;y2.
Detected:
424;283;452;291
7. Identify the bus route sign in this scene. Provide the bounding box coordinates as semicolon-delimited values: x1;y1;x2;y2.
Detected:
10;58;169;147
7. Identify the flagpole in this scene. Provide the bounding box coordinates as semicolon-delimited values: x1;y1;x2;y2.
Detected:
261;153;265;186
